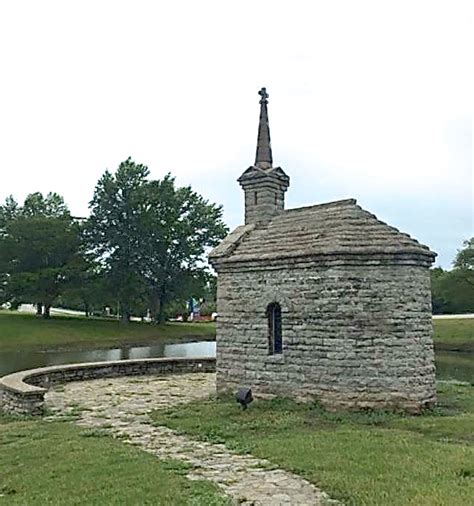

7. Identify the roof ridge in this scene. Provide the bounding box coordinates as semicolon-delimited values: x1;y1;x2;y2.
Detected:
209;198;436;266
282;198;357;215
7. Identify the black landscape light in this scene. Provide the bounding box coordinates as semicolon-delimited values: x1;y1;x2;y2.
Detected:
235;388;253;410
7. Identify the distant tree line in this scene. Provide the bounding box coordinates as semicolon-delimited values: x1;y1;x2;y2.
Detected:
431;238;474;314
0;158;228;322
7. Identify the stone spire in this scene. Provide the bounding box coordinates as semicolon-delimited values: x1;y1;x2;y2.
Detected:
255;87;273;169
237;87;290;226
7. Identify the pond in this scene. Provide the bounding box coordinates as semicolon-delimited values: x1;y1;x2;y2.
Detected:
0;343;471;384
0;341;216;377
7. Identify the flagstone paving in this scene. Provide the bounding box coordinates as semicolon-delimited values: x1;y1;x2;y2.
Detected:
45;373;338;505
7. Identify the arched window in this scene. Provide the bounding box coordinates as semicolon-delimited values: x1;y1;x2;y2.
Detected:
254;191;258;205
266;302;282;355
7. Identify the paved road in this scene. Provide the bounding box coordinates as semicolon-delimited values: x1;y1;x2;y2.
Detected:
432;314;474;319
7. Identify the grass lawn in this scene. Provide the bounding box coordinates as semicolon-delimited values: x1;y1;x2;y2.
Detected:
0;313;471;354
433;318;474;352
0;312;216;352
0;414;230;505
152;382;474;506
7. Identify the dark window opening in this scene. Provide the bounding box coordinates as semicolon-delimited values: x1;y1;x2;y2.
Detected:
254;191;258;205
266;302;282;355
275;193;278;205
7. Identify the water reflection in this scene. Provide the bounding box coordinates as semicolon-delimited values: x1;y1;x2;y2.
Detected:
0;341;216;377
0;343;471;385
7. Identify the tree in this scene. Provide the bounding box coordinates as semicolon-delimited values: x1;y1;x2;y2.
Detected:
453;237;474;282
0;195;19;230
87;158;151;322
0;193;81;317
430;238;474;314
449;237;474;312
22;192;69;218
87;158;228;323
430;267;448;314
58;250;110;317
139;175;228;322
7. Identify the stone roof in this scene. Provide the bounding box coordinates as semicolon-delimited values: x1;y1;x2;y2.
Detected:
209;198;436;266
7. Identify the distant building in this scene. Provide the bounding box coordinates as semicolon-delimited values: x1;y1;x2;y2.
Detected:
209;88;437;412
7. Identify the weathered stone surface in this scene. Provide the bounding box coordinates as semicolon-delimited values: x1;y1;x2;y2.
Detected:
45;374;338;505
212;261;436;412
0;357;215;416
210;199;435;265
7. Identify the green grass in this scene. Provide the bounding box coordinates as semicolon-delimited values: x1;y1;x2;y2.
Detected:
0;313;471;354
0;312;215;352
436;351;473;383
0;415;230;505
433;318;474;352
152;382;474;506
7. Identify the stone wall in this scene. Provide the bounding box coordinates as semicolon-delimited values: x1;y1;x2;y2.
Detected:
242;180;287;225
1;388;45;416
0;357;216;416
215;260;436;413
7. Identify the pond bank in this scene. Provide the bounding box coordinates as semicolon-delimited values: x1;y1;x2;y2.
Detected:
434;342;474;353
1;314;473;382
0;312;216;352
0;340;216;377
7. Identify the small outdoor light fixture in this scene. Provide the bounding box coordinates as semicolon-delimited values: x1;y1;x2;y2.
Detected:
235;388;253;410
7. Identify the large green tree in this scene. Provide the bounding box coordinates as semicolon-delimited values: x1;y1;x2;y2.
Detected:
453;238;474;277
430;238;474;314
0;193;82;317
139;175;227;322
87;159;151;322
87;158;228;323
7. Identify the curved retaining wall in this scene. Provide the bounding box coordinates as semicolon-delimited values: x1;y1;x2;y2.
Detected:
0;357;216;416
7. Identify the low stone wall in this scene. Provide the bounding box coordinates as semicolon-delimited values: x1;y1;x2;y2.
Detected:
0;357;216;416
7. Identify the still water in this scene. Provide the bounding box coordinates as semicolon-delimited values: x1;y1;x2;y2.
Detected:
0;342;471;384
0;341;216;377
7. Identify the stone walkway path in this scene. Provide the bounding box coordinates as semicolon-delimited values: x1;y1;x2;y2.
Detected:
45;373;337;505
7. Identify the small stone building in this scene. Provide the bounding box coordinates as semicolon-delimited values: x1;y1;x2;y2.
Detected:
209;88;437;412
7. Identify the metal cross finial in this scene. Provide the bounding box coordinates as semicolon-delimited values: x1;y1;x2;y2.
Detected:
258;87;269;104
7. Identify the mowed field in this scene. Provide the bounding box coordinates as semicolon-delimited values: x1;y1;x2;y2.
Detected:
0;414;230;505
0;311;216;352
432;317;474;351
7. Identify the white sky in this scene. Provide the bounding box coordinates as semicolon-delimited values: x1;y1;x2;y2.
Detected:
0;0;472;268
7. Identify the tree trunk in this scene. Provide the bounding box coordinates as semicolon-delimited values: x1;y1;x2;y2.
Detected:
43;304;51;319
84;302;90;318
121;304;130;324
36;303;43;316
157;290;166;324
149;293;159;324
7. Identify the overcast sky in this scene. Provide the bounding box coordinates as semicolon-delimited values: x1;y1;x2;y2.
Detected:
0;0;472;268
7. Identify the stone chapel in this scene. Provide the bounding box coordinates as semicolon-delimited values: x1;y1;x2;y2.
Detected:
209;88;437;412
